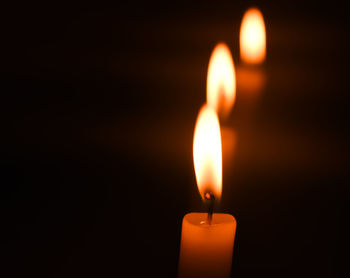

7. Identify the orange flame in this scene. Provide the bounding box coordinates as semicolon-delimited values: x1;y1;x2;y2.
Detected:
207;43;236;118
240;8;266;64
193;105;222;200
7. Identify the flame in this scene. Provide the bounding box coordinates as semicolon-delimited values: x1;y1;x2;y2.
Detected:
207;43;236;118
193;105;222;200
240;8;266;64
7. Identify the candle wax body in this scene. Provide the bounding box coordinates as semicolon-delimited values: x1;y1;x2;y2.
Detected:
178;213;236;278
236;65;266;125
236;65;266;96
221;127;237;171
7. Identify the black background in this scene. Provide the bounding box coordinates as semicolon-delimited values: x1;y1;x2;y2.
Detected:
1;1;348;277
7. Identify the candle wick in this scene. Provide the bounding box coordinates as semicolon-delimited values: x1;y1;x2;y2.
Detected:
204;192;215;225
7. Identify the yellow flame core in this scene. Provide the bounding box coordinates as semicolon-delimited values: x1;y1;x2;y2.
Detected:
193;105;222;200
207;43;236;118
240;8;266;64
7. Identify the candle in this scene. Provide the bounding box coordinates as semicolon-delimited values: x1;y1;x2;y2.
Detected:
206;43;237;174
178;105;237;278
178;213;236;278
239;7;266;65
207;43;236;121
237;7;267;110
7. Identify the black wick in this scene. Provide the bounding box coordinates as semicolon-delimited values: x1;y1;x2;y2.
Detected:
204;191;215;224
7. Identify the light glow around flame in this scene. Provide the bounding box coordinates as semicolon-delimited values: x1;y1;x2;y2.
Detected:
193;105;222;200
207;43;236;118
240;8;266;64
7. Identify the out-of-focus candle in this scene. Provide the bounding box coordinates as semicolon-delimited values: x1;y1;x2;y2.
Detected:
206;43;237;173
237;7;267;118
239;7;266;65
178;105;237;278
207;43;236;120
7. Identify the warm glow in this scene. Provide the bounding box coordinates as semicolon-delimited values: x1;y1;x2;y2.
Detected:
240;8;266;64
193;105;222;200
207;43;236;118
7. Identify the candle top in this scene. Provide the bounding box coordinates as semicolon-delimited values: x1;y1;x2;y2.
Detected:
184;212;236;228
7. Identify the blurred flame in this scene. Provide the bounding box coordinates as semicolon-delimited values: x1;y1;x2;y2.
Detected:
193;105;222;200
207;43;236;118
240;8;266;64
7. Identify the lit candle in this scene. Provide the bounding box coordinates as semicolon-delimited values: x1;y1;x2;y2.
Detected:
207;43;237;172
240;7;266;65
207;43;236;120
237;7;267;100
178;105;237;278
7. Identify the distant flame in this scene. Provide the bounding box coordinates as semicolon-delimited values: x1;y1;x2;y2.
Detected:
240;8;266;64
207;43;236;118
193;105;222;200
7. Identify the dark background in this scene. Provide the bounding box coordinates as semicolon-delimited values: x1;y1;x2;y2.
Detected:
1;1;348;277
